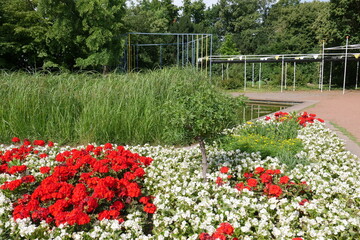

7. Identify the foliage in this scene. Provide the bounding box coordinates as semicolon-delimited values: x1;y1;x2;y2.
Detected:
163;79;245;144
0;68;246;146
217;112;325;169
162;75;246;179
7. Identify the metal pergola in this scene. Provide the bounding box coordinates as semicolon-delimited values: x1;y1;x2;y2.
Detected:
204;40;360;93
123;32;213;76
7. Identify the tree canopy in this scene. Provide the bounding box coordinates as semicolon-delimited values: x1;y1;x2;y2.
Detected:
1;0;359;72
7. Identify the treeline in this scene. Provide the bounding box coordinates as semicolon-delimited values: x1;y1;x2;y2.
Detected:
0;0;359;73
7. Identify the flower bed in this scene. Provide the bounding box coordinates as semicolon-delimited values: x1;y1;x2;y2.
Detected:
1;112;360;239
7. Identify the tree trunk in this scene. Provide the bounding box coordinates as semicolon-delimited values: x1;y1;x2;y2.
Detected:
197;137;208;182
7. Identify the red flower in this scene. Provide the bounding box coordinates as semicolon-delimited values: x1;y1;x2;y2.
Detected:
235;182;250;191
254;167;265;174
21;175;36;183
211;232;226;240
243;172;254;178
48;141;54;147
265;116;271;121
104;143;113;149
199;233;213;240
23;139;31;146
247;178;258;188
39;153;48;158
33;140;46;146
144;203;157;213
7;165;27;174
12;137;21;143
39;166;51;174
292;238;303;240
267;184;282;197
216;177;224;186
299;199;309;205
260;173;272;183
217;222;234;235
220;166;229;174
279;176;290;184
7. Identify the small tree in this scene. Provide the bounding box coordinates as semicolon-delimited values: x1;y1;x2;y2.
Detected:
164;75;245;181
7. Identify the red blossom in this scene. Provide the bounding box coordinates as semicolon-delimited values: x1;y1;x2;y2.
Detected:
299;199;309;206
33;140;46;146
12;137;21;143
260;173;272;183
143;203;157;213
220;166;229;174
247;178;258;188
254;167;265;174
39;166;51;174
4;140;156;227
279;176;290;184
243;172;254;178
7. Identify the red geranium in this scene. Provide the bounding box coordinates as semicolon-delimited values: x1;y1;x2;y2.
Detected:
220;166;229;174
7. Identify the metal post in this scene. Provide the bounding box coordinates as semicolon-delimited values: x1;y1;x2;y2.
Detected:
226;63;229;80
281;55;284;92
318;62;321;90
343;36;349;94
196;35;199;70
222;63;224;81
182;35;184;67
258;63;262;89
206;35;208;76
177;35;179;67
128;34;131;72
244;56;247;91
250;104;253;120
293;62;296;91
329;61;333;91
321;40;325;92
159;45;163;68
285;62;287;89
252;63;255;87
356;61;359;90
210;35;213;80
192;35;195;66
136;45;139;70
186;35;189;65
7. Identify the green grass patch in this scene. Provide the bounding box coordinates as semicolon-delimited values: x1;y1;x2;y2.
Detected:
0;68;245;146
330;122;360;146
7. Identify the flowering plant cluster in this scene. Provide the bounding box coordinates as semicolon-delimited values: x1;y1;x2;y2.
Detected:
268;111;324;127
1;111;360;239
216;166;312;201
199;222;235;240
0;139;155;239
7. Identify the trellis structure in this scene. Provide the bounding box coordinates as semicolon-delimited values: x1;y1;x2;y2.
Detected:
123;32;213;75
206;40;360;93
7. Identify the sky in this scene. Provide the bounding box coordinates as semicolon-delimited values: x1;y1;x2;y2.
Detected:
173;0;329;8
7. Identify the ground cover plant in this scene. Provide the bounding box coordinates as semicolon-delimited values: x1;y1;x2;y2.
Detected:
217;112;324;169
1;112;359;239
0;68;244;146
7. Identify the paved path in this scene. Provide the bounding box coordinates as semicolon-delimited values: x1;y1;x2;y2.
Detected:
232;90;360;157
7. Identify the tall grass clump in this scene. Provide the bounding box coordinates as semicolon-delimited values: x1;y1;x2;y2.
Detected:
0;68;244;145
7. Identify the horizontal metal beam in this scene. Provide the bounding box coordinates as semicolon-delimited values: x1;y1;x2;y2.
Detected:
128;32;212;36
210;57;360;64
